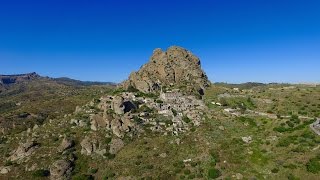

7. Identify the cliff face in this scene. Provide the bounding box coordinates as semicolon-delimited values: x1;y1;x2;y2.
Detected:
0;72;40;85
123;46;210;95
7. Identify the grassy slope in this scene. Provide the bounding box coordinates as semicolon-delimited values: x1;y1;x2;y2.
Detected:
0;79;114;134
1;84;320;180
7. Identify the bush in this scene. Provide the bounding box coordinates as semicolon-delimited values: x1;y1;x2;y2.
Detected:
287;173;299;180
105;137;112;144
105;153;116;160
191;162;198;167
127;85;139;92
133;116;144;124
172;109;178;116
207;168;221;179
72;174;94;180
145;165;154;170
32;169;50;177
0;137;7;144
182;116;191;123
273;126;288;133
306;158;320;173
103;170;116;179
209;150;220;163
184;169;191;175
271;168;279;173
156;99;164;104
4;160;13;166
89;168;98;174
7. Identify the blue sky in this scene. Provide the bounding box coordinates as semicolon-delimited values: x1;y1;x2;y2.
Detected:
0;0;319;83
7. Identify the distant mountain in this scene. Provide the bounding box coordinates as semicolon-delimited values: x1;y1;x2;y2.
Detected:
0;72;115;92
0;72;40;85
214;82;267;89
53;77;115;86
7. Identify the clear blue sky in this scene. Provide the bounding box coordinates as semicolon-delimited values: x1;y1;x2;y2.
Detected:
0;0;319;83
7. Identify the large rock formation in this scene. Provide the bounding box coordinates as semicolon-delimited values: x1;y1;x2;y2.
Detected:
123;46;210;95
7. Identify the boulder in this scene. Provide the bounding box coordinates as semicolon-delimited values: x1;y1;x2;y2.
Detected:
50;160;73;180
8;140;39;162
58;137;74;153
80;137;97;155
109;138;125;154
90;114;108;131
0;166;11;174
111;96;125;115
242;136;252;144
111;117;124;138
110;114;135;138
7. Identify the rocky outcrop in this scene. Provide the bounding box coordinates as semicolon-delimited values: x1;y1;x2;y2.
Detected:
80;136;97;156
90;114;108;131
58;137;74;153
8;141;39;162
50;160;73;180
110;113;136;138
111;96;125;115
80;136;107;156
109;138;125;154
123;46;210;95
0;166;11;174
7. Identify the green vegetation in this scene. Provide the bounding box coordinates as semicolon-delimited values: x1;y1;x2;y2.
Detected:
207;168;221;179
182;116;191;123
32;169;50;177
306;155;320;173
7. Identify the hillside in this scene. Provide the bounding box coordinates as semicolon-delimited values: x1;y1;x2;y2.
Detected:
0;48;319;180
0;73;115;135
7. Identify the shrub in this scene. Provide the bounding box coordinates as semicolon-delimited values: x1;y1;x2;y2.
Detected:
273;126;288;133
89;168;98;174
156;99;164;104
184;169;191;175
133;116;144;124
145;165;154;169
191;162;198;167
0;137;7;144
105;153;116;160
207;168;221;179
105;137;112;144
4;160;13;166
306;158;320;173
287;173;299;180
32;169;50;177
72;174;94;180
189;174;196;179
172;109;178;116
103;170;116;179
209;150;220;163
286;121;295;128
182;116;191;123
271;168;279;173
127;85;139;92
173;161;185;169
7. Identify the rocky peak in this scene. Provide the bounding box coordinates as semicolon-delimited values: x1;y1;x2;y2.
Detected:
123;46;210;95
0;72;40;85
